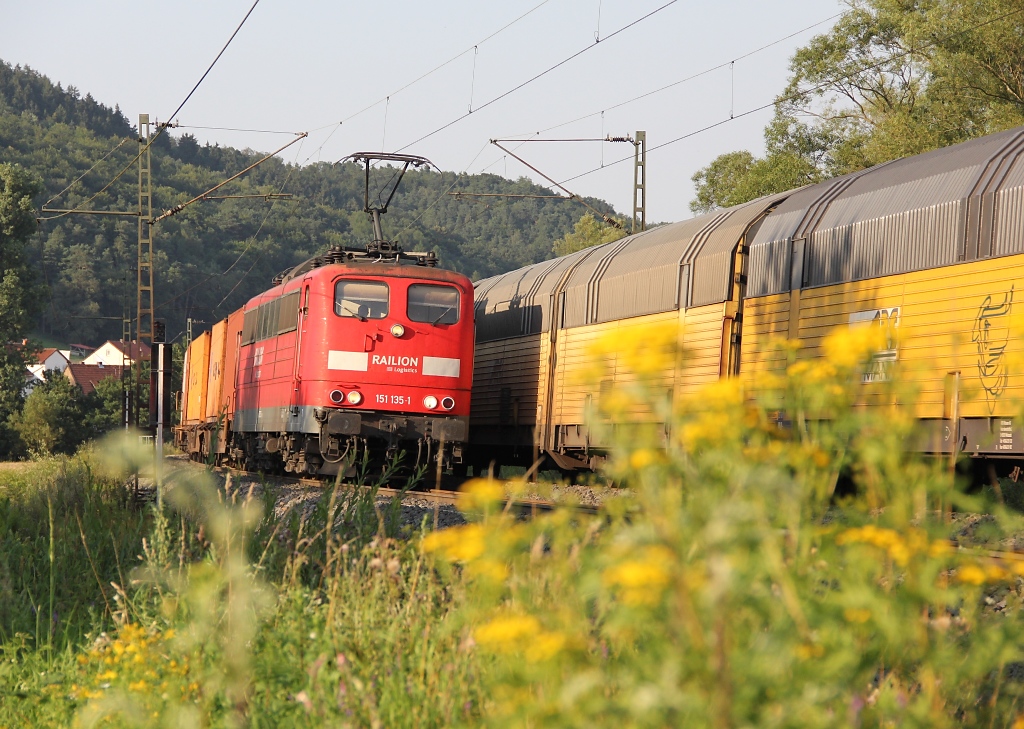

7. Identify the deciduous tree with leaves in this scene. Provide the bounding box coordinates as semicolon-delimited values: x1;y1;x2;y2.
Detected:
552;213;627;256
691;0;1024;214
0;162;43;458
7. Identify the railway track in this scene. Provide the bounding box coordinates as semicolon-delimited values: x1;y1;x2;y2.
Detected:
197;460;603;518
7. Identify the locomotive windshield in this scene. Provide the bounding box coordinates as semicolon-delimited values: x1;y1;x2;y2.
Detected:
335;279;389;320
408;284;460;325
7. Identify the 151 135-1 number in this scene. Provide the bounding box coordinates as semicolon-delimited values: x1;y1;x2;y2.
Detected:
375;394;411;405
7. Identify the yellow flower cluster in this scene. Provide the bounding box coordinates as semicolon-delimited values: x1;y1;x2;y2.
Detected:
836;525;950;566
456;478;505;512
955;561;1024;585
602;545;676;606
838;526;1024;587
474;614;567;662
586;322;682;380
786;359;839;384
71;622;198;708
822;325;889;370
677;379;748;450
629;448;662;470
422;523;487;563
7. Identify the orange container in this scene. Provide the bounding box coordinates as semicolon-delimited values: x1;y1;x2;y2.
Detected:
183;331;211;426
220;308;245;421
205;319;228;422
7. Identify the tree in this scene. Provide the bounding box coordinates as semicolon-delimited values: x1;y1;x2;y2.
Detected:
690;0;1024;212
552;213;628;256
12;372;89;457
690;148;819;214
0;162;42;458
84;375;124;436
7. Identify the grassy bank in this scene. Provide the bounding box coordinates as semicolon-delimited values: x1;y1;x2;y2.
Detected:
0;452;480;727
5;325;1024;727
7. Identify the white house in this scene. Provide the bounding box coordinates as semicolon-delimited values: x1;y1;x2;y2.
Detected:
26;348;71;379
83;340;151;367
24;348;72;395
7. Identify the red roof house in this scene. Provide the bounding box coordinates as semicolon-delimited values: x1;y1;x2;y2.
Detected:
64;363;124;396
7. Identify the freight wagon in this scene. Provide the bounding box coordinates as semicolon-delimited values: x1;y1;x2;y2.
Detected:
471;125;1024;471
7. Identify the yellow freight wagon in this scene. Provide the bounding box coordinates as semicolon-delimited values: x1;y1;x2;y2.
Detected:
741;126;1024;457
472;195;784;471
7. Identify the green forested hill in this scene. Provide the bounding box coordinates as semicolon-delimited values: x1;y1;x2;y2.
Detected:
0;60;619;343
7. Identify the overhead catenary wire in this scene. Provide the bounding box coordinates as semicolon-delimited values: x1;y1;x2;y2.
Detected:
553;4;1024;187
170;123;301;135
39;137;131;214
492;140;622;227
153;133;307;223
37;0;263;222
495;12;843;142
157;136;308;312
305;0;555;136
395;0;681;153
391;142;491;245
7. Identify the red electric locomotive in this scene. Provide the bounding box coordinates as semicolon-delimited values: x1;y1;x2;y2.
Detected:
176;154;474;477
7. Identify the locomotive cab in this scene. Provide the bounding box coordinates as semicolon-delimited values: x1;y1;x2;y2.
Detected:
227;250;475;478
178;151;476;480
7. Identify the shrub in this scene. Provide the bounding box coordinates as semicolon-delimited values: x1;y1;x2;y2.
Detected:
425;326;1024;728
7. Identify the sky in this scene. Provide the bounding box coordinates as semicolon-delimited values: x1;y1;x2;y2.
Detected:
1;0;841;224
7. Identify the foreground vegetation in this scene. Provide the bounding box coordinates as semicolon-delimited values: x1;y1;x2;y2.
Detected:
4;326;1024;727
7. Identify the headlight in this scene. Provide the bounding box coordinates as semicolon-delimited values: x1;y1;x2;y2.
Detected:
441;397;455;411
390;323;405;337
329;389;344;404
346;391;363;405
423;395;438;410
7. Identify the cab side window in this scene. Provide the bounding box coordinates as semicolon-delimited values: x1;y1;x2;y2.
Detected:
408;284;460;325
335;280;389;320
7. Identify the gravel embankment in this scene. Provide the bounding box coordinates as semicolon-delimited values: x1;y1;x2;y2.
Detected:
145;456;612;532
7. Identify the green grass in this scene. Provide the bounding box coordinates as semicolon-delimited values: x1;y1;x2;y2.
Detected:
0;448;480;728
27;332;73;352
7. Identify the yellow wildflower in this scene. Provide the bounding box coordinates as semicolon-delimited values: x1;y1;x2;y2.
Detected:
629;448;658;470
796;643;826;659
525;632;567;663
603;544;675;606
822;325;888;370
591;322;680;378
956;564;987;585
457;479;505;512
422;523;486;563
843;608;872;624
465;557;508;583
474;615;541;652
837;525;936;566
128;680;148;692
985;564;1012;582
97;670;118;681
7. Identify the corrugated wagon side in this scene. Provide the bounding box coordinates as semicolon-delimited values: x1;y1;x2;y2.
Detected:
741;126;1024;458
471;195;784;472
